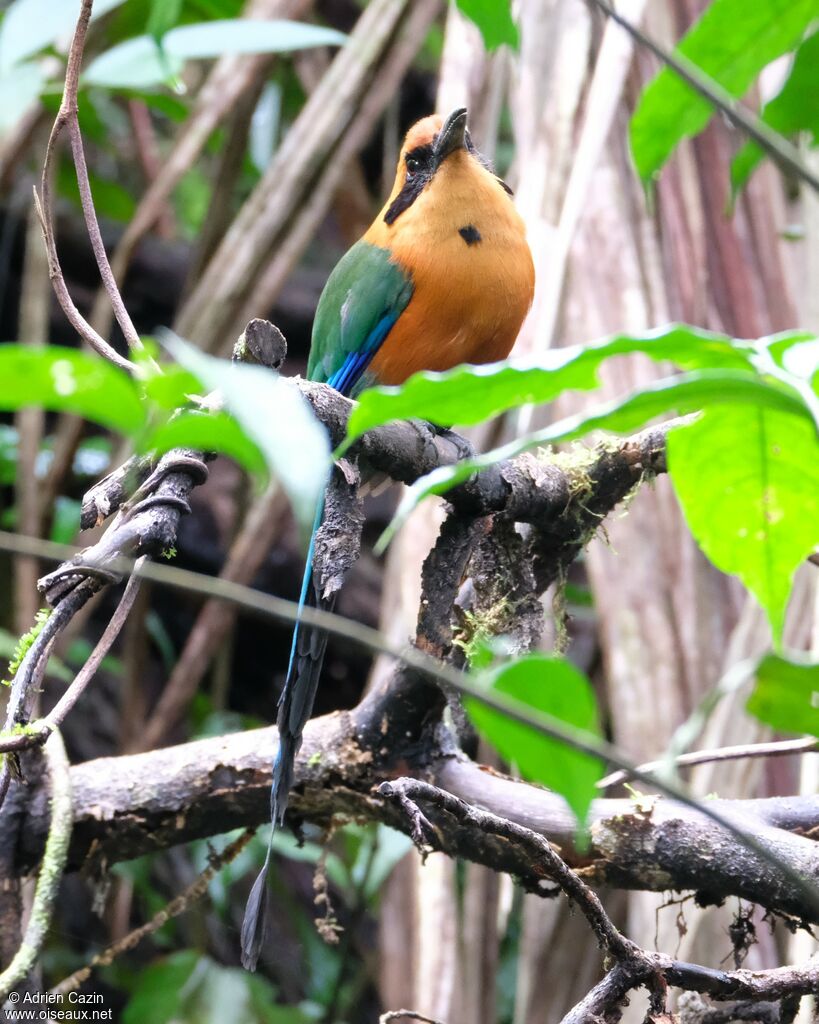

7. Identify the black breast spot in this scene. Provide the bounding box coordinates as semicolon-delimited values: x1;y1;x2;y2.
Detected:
459;224;482;246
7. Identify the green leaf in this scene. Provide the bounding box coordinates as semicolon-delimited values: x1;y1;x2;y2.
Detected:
141;362;202;411
346;324;765;442
173;166;211;239
145;409;267;480
360;825;414;902
0;0;126;72
159;334;330;537
50;496;80;545
122;950;199;1024
57;159;137;222
377;369;814;551
731;29;819;194
83;19;347;89
123;951;302;1024
667;405;819;643
629;0;819;184
747;652;819;738
0;60;44;139
147;0;184;42
112;87;190;121
465;656;603;824
0;425;17;485
454;0;518;51
0;345;144;433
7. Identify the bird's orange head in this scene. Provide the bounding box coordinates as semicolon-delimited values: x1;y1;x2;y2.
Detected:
366;108;520;250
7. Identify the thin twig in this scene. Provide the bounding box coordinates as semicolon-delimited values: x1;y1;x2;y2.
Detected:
586;0;819;192
134;485;287;752
0;579;98;807
90;0;308;341
52;0;154;364
0;563;147;756
600;737;819;789
14;170;50;632
51;829;254;994
379;1012;448;1024
33;0;137;375
560;963;637;1024
0;731;73;1002
67;117;148;359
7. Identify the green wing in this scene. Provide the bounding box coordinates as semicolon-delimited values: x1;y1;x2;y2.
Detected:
308;240;413;394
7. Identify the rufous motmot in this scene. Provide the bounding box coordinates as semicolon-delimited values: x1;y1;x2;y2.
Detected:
241;107;535;970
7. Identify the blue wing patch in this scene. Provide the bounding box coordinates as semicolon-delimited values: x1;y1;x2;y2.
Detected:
327;311;399;396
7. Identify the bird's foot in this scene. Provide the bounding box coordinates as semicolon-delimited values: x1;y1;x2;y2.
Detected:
429;424;474;462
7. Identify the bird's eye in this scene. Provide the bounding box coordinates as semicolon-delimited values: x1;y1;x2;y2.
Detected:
406;156;422;175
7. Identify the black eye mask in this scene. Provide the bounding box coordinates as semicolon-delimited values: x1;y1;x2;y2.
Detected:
383;130;513;226
384;143;436;225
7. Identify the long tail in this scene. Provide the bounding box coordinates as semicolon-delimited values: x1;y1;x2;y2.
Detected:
241;497;334;971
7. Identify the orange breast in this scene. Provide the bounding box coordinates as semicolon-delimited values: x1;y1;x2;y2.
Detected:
364;149;535;386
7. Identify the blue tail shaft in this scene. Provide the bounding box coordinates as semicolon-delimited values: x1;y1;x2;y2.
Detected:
241;495;333;970
271;495;333;826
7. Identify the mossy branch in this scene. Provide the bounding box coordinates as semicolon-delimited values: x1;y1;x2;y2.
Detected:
0;730;72;1002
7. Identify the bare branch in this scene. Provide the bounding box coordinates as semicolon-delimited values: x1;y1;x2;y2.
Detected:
380;1012;449;1024
600;737;819;789
2;713;815;929
33;1;137;375
379;777;637;963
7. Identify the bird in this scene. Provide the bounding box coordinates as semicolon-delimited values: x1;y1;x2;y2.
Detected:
240;107;535;970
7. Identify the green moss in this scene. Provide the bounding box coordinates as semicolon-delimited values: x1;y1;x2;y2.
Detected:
1;608;51;687
543;442;600;507
453;597;513;667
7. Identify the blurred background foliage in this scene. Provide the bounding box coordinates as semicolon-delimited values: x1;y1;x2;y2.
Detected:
1;0;819;1020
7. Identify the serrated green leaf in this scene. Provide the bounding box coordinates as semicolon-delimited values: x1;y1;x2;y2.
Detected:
159;334;330;537
0;344;144;433
732;30;819;194
454;0;518;51
630;0;819;184
747;652;819;737
466;656;603;824
667;405;819;643
347;324;765;442
377;369;814;552
84;19;347;89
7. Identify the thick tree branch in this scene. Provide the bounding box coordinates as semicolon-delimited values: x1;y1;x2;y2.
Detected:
6;717;817;930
